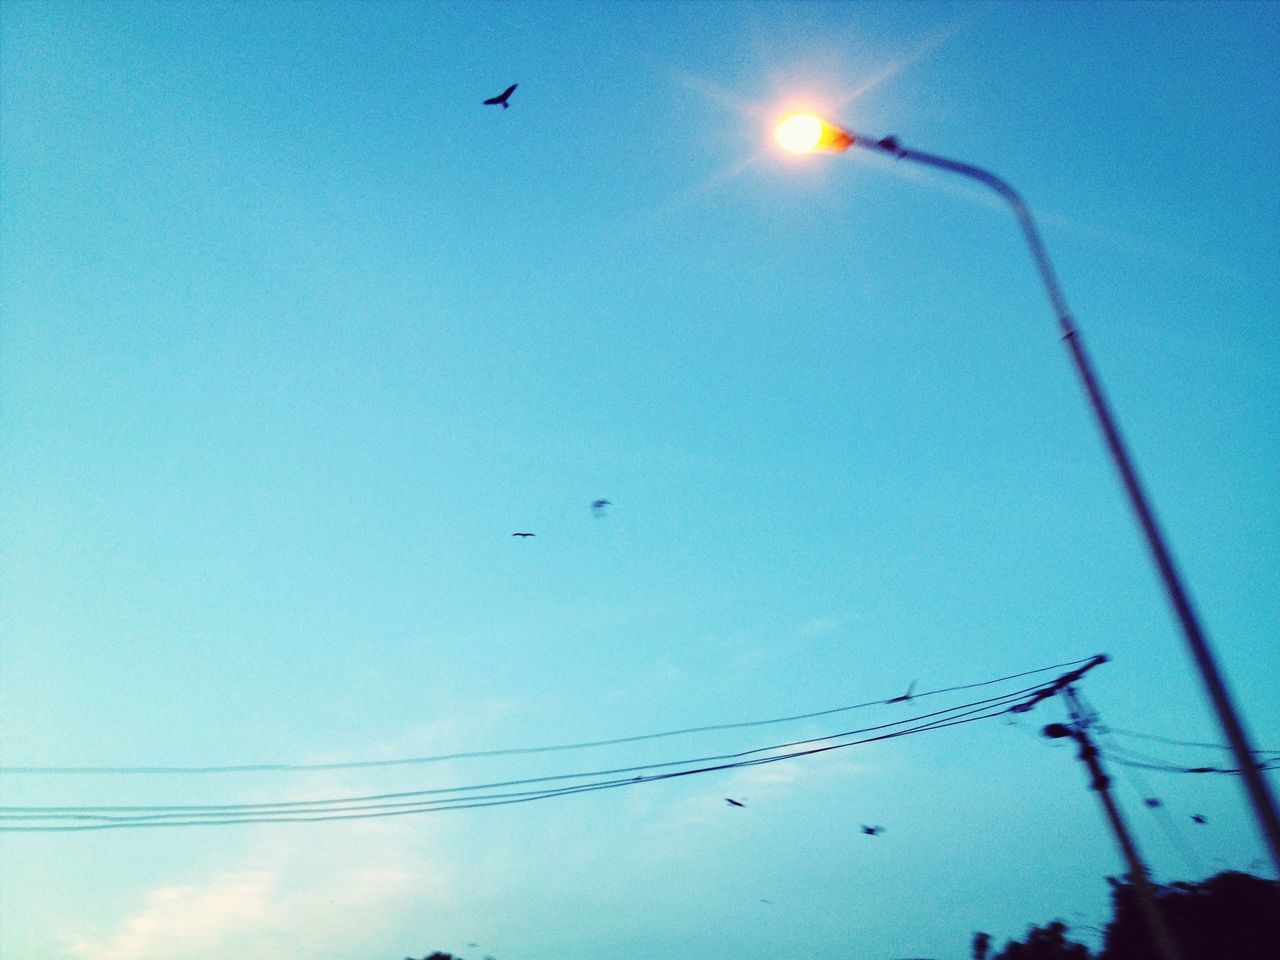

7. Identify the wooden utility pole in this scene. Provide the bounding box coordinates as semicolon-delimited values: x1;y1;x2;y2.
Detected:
1044;686;1182;960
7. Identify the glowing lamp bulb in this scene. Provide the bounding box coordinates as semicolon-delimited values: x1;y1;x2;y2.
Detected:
775;114;824;153
774;113;854;154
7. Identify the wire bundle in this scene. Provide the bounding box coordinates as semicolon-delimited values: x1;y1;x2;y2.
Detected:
3;657;1098;832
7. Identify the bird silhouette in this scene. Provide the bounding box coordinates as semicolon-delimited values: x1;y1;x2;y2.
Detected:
885;680;917;704
591;498;612;517
484;83;517;108
511;532;535;538
861;824;884;836
725;798;745;807
1191;813;1207;824
1144;797;1163;808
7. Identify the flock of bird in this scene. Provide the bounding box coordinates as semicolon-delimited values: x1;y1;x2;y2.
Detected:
475;86;1221;831
512;500;611;538
715;675;1212;833
716;684;926;835
724;797;883;836
485;94;619;541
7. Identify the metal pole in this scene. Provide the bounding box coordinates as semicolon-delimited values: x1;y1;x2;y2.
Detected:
849;134;1280;877
1056;687;1183;960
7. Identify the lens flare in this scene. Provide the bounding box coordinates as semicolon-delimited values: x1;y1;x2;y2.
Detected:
774;113;854;154
774;114;824;154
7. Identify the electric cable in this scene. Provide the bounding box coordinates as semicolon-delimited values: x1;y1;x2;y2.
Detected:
2;705;1018;831
1098;738;1279;775
1080;697;1206;877
3;686;1035;821
0;656;1097;777
1097;726;1280;755
1107;755;1280;775
1;679;1047;831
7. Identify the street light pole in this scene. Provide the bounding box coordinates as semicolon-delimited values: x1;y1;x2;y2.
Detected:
781;118;1280;876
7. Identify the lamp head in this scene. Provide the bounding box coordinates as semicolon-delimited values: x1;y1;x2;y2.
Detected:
774;113;854;154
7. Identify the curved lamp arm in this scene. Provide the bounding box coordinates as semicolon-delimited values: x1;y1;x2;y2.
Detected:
848;129;1280;878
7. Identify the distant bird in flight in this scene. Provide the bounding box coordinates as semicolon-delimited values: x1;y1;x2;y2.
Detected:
484;83;518;108
1191;813;1207;824
725;798;745;808
1144;797;1162;809
512;532;535;538
861;824;884;836
591;498;612;517
885;680;917;704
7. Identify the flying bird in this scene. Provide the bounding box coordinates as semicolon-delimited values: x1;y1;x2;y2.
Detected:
512;532;535;538
885;680;917;704
861;824;884;836
484;83;517;108
1144;797;1163;809
591;498;612;517
1191;814;1207;824
725;798;745;808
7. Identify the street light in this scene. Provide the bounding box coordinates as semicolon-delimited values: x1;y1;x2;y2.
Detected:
775;113;852;154
775;113;1280;877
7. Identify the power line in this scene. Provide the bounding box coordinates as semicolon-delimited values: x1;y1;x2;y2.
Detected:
0;657;1098;777
1103;742;1202;769
1;678;1058;832
2;688;1035;823
1;707;1017;831
1099;738;1280;775
1107;755;1280;776
1099;725;1280;755
1085;699;1206;878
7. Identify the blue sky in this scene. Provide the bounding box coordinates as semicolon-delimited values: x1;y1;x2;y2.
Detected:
2;1;1277;958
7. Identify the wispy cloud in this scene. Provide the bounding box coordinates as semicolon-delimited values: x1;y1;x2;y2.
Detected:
799;616;845;639
68;872;277;960
59;717;527;960
66;818;443;960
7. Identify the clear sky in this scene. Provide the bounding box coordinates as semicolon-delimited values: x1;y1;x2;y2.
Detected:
2;1;1277;958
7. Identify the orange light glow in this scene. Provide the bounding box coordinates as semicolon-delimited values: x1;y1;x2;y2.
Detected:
774;114;854;154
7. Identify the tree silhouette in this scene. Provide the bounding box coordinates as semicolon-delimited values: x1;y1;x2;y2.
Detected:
1099;870;1278;960
983;870;1278;960
406;871;1277;960
992;920;1091;960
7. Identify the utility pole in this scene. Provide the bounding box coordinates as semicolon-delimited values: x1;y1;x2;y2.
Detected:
1041;685;1183;960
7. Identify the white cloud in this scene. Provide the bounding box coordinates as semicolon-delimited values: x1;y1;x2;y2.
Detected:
68;872;276;960
66;817;449;960
55;717;528;960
